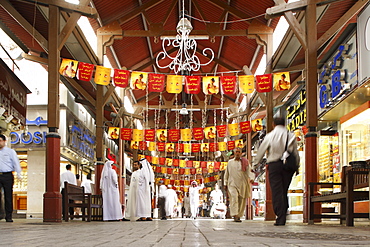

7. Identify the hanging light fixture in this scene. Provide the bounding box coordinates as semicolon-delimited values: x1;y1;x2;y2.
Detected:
156;1;214;74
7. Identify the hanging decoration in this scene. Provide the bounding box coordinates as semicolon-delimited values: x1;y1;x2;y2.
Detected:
94;66;111;85
60;59;78;78
185;76;201;94
273;72;291;91
113;69;130;88
221;76;237;94
130;71;148;90
155;0;214;74
148;73;165;92
202;76;220;95
108;127;119;140
238;75;255;94
255;74;272;93
251;119;263;132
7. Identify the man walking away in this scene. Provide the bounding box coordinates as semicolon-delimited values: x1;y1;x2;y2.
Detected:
0;134;22;222
254;117;299;226
157;180;167;220
60;164;77;220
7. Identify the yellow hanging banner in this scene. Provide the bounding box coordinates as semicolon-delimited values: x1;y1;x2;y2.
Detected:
130;71;148;90
148;142;156;151
202;76;220;95
166;75;183;93
151;156;159;165
180;160;186;168
94;66;111;85
183;143;191;153
228;123;240;136
218;142;227;151
181;129;192;141
132;129;143;141
238;75;255;94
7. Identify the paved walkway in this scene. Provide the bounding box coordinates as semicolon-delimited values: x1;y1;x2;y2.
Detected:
1;217;370;246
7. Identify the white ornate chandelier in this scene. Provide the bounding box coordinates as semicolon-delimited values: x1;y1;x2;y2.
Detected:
156;16;214;74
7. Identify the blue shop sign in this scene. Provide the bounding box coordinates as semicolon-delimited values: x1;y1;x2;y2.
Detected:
318;36;357;111
10;131;47;145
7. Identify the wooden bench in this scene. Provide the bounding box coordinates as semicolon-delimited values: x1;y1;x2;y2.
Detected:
308;167;370;226
63;182;102;222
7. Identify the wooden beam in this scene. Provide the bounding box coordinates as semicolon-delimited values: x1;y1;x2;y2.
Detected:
59;0;91;50
22;53;48;64
266;0;347;18
103;84;116;106
284;11;307;50
193;0;207;21
16;0;97;17
64;77;96;106
205;0;251;24
1;0;48;52
317;0;368;50
161;0;177;25
114;0;164;25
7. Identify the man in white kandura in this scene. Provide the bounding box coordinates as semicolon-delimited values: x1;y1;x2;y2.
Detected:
224;148;254;222
126;160;140;221
209;184;226;219
136;158;155;221
165;184;177;219
189;180;204;219
100;160;123;221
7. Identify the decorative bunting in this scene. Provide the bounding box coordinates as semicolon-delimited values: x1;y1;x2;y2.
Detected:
166;75;183;93
131;71;148;90
185;76;201;94
238;75;255;94
131;141;139;149
204;126;216;139
209;142;217;152
201;143;210;152
132;129;143;141
139;141;147;150
60;59;78;78
239;121;251;134
220;76;237;94
192;127;204;140
157;129;167;142
216;125;227;138
108;127;119;139
94;66;111;85
202;76;219;95
157;142;165;152
168;129;180;142
192;143;201;153
176;143;184;153
235;139;244;149
251;119;263;132
148;73;165;92
181;129;192;142
148;142;156;151
113;69;130;88
227;141;235;150
166;143;175;152
273;72;291;91
144;129;156;142
255;74;272;93
218;142;227;151
228;123;240;136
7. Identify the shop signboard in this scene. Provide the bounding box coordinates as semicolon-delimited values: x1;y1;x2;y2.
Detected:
0;58;30;125
358;4;370;84
286;90;307;131
67;113;95;162
318;35;357;114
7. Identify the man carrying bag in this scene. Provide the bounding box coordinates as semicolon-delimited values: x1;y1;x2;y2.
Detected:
254;117;300;226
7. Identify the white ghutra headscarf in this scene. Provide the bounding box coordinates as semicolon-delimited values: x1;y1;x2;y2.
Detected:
139;158;154;191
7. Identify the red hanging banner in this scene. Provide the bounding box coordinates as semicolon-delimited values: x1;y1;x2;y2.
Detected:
148;73;165;92
145;155;152;163
184;76;201;94
192;143;201;153
120;128;132;141
173;159;179;167
176;143;184;153
209;142;217;152
201;161;207;168
159;157;166;165
168;129;180;142
190;168;196;175
139;141;147;150
192;128;204;140
113;69;129;88
227;141;235;150
220;76;237;94
239;121;251;134
77;62;94;81
157;142;165;152
255;74;272;93
216;125;227;137
144;129;156;141
186;160;193;168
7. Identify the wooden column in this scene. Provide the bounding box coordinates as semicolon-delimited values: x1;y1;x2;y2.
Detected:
264;33;275;221
303;1;319;223
43;5;62;222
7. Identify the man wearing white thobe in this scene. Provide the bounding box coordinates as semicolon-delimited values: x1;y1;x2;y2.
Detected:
81;174;94;194
100;160;123;221
165;185;177;218
189;181;203;219
126;161;141;221
224;148;254;222
136;158;154;221
209;184;224;218
183;192;190;218
60;164;77;219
